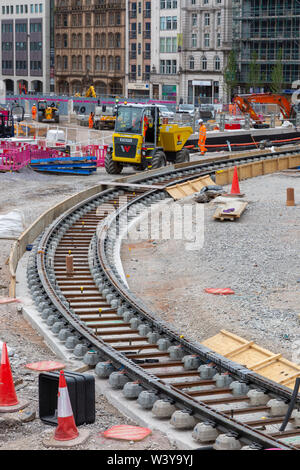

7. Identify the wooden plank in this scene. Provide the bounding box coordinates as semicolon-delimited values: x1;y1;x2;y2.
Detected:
202;330;300;389
225;341;255;358
213;201;248;221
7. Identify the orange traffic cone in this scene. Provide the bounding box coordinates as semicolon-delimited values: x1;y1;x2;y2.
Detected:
0;342;19;407
230;166;241;195
54;370;79;441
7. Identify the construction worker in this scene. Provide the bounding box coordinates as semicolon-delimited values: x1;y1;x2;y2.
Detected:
143;115;149;139
198;119;207;156
45;106;52;120
31;103;37;121
89;112;94;129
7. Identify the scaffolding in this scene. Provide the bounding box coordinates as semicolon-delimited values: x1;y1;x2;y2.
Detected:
233;0;300;88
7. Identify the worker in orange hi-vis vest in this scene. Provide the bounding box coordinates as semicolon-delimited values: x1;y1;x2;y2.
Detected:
89;112;94;129
143;115;149;139
198;119;207;155
31;104;37;121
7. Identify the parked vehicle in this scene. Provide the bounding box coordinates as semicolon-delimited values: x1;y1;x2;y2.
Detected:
177;104;195;116
158;105;175;120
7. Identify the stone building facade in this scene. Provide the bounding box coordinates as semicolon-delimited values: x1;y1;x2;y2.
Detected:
54;0;126;97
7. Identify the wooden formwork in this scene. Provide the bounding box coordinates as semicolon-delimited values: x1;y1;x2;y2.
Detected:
166;175;216;200
215;152;300;186
202;330;300;390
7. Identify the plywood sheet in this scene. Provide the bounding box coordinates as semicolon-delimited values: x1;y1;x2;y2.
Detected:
166;175;216;200
202;329;300;390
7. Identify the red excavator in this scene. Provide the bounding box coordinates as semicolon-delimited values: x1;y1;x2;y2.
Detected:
233;93;297;124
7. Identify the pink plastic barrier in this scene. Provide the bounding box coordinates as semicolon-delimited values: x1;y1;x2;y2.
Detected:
80;144;107;167
0;140;106;171
0;148;30;171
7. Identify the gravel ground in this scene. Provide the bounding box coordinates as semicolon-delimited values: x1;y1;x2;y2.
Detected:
121;172;300;364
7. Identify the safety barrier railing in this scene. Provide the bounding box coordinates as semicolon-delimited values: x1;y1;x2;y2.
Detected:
0;140;107;170
0;147;30;171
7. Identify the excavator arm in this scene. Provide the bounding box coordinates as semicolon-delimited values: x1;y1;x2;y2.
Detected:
233;93;295;123
85;86;96;98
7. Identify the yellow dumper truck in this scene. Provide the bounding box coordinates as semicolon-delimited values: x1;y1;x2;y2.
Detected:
104;103;193;174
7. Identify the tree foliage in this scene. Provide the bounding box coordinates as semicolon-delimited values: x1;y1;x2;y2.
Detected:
270;49;284;94
223;50;238;100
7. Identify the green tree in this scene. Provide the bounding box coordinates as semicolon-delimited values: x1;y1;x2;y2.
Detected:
223;50;238;101
247;51;262;92
270;48;284;94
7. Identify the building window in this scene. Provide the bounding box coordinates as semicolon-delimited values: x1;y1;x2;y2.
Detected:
201;56;207;70
85;34;91;48
192;13;197;27
115;33;121;48
72;34;77;48
63;56;68;70
204;13;210;26
108;33;114;48
189;56;195;69
204;33;210;47
215;56;221;70
86;55;91;71
191;33;197;48
115;56;121;71
72;56;77;70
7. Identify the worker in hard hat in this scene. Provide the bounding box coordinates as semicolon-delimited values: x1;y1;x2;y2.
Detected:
45;106;52;120
198;119;207;156
31;103;37;121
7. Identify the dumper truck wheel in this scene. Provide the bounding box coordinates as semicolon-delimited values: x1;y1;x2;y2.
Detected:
151;150;166;169
175;148;190;164
105;153;123;174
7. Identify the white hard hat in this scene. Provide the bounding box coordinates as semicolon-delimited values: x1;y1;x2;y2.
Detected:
198;118;203;123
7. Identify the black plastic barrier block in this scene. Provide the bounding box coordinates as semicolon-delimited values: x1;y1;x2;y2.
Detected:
38;370;95;426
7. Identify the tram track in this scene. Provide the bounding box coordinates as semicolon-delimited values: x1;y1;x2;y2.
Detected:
26;147;300;450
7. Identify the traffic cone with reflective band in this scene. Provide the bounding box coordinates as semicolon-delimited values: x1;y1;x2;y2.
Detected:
230;166;241;195
54;370;79;441
0;342;19;407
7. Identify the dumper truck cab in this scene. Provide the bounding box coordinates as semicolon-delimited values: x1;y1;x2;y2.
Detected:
105;103;193;174
37;100;59;123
